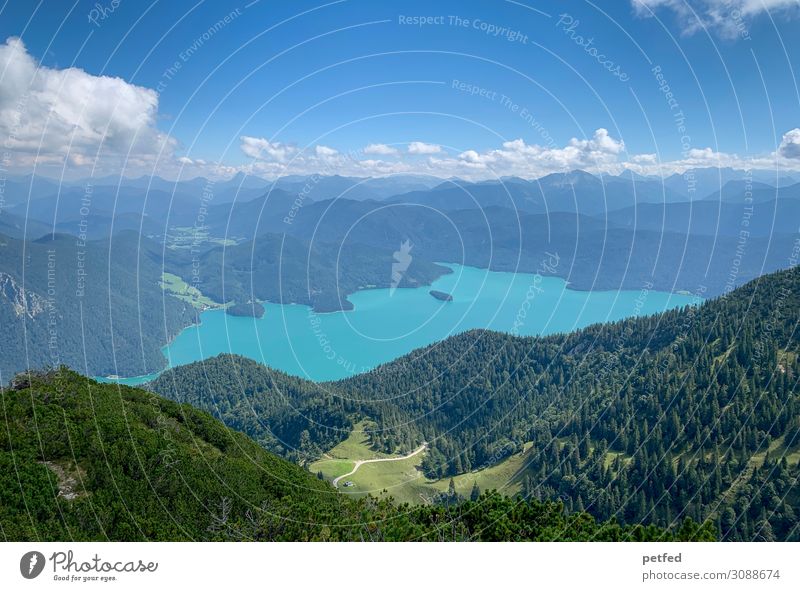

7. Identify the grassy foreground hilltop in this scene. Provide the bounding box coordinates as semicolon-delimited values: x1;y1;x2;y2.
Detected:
0;369;713;541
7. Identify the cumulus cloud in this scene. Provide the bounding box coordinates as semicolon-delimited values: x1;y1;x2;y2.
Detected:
408;141;442;155
239;136;297;162
458;150;482;164
632;0;800;38
236;135;409;178
363;143;399;156
620;132;800;177
631;153;658;164
431;128;626;177
315;145;338;157
0;36;175;169
233;127;797;180
778;128;800;159
168;125;800;180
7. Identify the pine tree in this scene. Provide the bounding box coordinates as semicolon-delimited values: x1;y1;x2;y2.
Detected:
448;478;457;501
470;481;481;502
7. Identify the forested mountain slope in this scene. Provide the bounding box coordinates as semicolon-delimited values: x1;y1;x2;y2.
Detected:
342;263;800;540
151;354;352;461
0;231;195;380
153;264;800;540
167;231;448;312
0;369;711;541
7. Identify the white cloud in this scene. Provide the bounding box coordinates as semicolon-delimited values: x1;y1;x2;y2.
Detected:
458;150;482;164
408;141;442;155
778;128;800;159
631;153;658;164
620;136;800;177
0;36;175;169
363;143;399;156
315;144;338;157
7;57;793;185
632;0;800;38
239;136;297;162
432;128;626;177
577;128;625;155
226;127;800;181
4;34;797;185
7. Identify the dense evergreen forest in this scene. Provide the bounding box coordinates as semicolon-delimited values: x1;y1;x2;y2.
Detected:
152;264;800;541
0;369;714;541
163;230;447;313
151;355;353;462
0;231;195;379
0;226;445;379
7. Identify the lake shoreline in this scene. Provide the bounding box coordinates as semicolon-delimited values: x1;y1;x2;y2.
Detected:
97;263;701;386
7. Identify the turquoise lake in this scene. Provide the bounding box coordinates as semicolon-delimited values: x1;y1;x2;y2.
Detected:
102;264;701;386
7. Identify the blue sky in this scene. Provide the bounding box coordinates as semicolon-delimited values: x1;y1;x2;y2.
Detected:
1;0;799;179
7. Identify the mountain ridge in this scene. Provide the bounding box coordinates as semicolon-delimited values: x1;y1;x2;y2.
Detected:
0;367;712;541
151;263;800;540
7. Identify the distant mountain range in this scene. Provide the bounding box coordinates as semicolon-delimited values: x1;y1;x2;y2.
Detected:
5;167;799;241
207;190;798;296
3;166;799;541
3;166;796;213
1;166;798;379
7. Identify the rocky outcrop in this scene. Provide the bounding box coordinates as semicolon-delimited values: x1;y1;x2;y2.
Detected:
0;272;47;318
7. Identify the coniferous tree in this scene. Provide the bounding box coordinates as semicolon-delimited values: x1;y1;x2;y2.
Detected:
470;481;481;502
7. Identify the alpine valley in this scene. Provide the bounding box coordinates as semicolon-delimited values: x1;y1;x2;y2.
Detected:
2;169;799;541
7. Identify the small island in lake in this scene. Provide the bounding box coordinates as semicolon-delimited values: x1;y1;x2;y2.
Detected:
429;290;453;302
226;301;266;318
